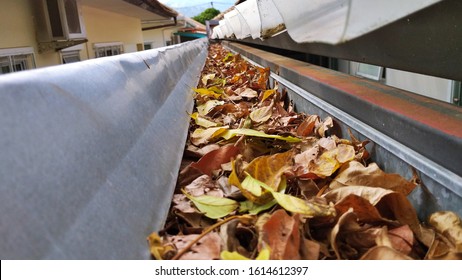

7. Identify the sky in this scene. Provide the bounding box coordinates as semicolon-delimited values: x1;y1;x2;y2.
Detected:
159;0;235;17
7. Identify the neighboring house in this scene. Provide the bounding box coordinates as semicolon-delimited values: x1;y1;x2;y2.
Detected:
0;0;177;74
142;14;206;49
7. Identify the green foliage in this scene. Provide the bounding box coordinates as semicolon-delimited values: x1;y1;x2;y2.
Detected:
192;8;221;24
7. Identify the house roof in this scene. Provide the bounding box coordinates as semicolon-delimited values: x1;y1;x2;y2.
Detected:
80;0;178;21
123;0;178;18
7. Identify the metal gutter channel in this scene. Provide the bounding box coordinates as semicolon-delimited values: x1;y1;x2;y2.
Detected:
0;39;208;259
223;41;462;220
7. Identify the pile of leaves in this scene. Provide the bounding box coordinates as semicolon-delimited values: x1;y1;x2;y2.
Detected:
148;43;462;260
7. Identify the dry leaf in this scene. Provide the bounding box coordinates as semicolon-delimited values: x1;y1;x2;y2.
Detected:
330;161;417;195
170;233;222;260
260;209;301;260
190;126;228;146
190;144;240;176
360;246;413;260
147;232;175;260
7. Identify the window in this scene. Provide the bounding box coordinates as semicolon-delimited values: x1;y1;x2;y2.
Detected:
144;43;153;50
356;63;384;81
61;50;81;64
0;47;36;74
60;44;83;64
94;42;124;58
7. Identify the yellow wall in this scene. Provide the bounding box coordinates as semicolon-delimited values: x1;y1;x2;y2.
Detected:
81;5;143;59
0;0;60;67
0;0;144;69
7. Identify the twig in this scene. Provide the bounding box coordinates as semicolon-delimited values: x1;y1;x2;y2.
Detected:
171;215;243;260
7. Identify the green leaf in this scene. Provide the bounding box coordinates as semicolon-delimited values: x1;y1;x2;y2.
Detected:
207;86;224;94
240;199;277;215
250;175;336;217
223;52;234;62
183;190;238;219
241;173;264;197
220;128;301;143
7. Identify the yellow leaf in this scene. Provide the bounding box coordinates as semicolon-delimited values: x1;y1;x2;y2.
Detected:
256;246;271;260
190;112;218;128
261;89;275;102
248;173;336;217
229;151;293;204
220;250;249;260
193;88;221;99
183;190;238;219
190;126;228;146
220;246;271;260
147;232;175;260
311;144;355;178
196;100;224;116
207;86;224;94
220;128;301;143
270;190;336;217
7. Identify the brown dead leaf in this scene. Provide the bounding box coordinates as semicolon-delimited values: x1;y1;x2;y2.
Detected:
330;209;362;259
330;161;417;195
334;194;395;224
360;246;413;260
260;209;301;260
324;186;424;244
184;175;223;197
300;238;321;260
316;116;333;137
190;144;240;176
169;233;222;260
296;115;319;137
250;101;273;123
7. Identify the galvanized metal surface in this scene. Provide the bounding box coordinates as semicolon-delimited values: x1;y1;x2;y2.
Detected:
227;0;462;81
223;41;462;219
0;39;208;259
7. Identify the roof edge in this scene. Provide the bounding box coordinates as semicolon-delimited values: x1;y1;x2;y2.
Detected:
123;0;178;18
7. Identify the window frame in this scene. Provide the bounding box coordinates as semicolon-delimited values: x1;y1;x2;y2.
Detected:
0;47;36;74
93;42;124;58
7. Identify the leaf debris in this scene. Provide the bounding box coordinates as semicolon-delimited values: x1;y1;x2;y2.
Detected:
148;43;462;260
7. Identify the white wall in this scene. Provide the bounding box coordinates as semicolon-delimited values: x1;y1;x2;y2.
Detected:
385;68;452;103
337;60;453;103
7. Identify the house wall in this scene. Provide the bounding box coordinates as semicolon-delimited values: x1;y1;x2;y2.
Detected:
338;61;453;103
81;6;143;58
143;26;181;48
385;68;453;103
0;0;59;67
0;1;145;70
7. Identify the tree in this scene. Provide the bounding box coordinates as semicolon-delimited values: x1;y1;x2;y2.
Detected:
192;8;220;24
